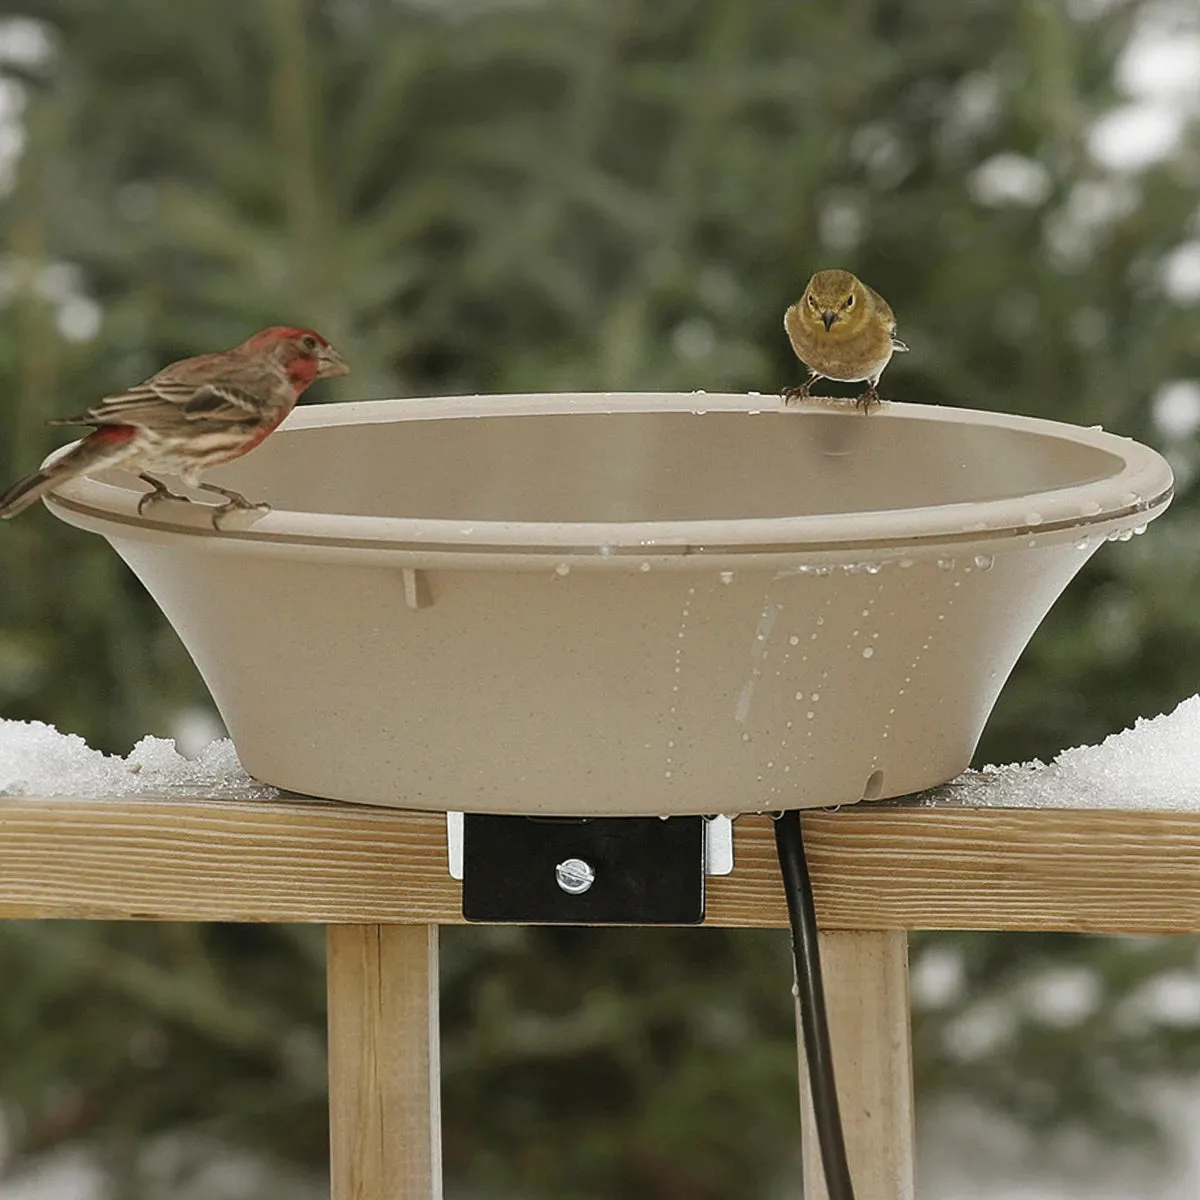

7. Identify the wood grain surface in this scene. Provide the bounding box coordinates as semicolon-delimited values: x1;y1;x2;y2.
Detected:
798;931;914;1200
1;794;1197;931
327;925;442;1199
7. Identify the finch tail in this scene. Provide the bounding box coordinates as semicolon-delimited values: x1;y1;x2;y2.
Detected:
0;426;137;519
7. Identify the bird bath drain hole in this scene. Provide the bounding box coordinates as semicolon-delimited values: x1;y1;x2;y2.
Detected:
862;769;885;800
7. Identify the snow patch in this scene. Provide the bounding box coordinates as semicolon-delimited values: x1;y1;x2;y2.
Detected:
0;720;276;800
928;695;1200;811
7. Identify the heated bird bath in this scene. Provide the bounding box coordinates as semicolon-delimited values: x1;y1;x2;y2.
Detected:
30;393;1176;1196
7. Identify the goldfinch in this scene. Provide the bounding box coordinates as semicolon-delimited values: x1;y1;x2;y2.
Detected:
782;269;907;411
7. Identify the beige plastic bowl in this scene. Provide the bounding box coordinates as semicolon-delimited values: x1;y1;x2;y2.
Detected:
45;393;1172;815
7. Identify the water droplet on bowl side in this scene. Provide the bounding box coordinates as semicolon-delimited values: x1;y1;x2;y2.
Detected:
554;563;571;577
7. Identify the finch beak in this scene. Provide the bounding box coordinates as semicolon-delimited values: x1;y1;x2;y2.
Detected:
317;345;350;379
821;311;836;332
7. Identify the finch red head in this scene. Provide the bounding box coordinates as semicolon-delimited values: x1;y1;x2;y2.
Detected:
0;326;349;526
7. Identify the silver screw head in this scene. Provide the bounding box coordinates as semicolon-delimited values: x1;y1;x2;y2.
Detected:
555;857;595;895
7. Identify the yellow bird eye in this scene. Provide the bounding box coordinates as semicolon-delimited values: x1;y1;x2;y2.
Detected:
844;294;855;309
807;294;818;309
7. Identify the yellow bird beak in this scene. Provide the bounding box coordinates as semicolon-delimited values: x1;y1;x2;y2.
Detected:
821;311;836;332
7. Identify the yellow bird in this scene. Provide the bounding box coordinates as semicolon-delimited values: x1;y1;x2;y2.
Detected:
782;269;908;411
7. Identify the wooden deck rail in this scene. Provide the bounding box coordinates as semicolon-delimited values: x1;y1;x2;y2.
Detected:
3;793;1195;1198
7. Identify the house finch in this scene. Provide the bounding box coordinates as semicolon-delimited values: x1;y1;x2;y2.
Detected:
782;269;907;411
0;326;348;527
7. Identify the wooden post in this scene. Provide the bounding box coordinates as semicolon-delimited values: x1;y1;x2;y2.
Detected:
327;924;443;1200
798;930;914;1200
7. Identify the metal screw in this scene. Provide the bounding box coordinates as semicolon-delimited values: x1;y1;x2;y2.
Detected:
555;857;595;895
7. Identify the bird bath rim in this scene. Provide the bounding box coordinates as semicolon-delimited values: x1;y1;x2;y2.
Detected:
44;393;1173;564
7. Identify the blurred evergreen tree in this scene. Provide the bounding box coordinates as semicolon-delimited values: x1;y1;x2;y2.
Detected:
0;0;1198;1196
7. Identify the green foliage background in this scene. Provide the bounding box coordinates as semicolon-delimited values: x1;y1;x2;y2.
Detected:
1;0;1199;1196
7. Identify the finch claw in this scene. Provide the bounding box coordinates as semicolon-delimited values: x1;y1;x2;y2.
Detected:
854;385;882;412
194;481;270;529
136;476;193;516
781;381;814;406
211;500;271;531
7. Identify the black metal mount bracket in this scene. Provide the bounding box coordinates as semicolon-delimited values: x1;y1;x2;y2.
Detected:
447;812;734;925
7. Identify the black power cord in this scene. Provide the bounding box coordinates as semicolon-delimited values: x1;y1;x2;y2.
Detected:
773;809;857;1200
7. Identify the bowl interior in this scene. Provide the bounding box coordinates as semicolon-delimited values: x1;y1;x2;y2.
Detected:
203;408;1126;524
